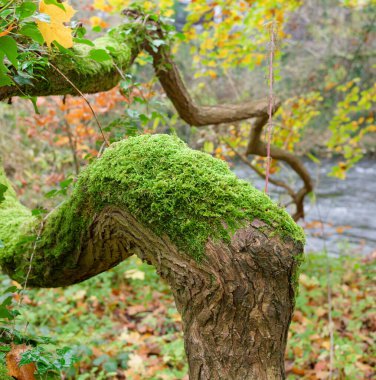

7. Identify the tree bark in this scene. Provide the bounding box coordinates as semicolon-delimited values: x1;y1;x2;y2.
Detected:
84;207;301;380
1;135;303;379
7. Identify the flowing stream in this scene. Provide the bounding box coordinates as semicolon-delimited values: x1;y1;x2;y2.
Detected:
233;159;376;256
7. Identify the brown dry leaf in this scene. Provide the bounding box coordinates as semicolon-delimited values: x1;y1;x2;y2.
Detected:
119;328;144;345
125;353;146;375
316;371;330;379
292;310;303;322
291;366;305;375
355;361;374;373
315;306;327;317
335;225;351;234
37;1;76;48
6;344;36;380
292;346;303;357
309;334;321;341
299;273;320;290
314;361;328;372
127;304;147;316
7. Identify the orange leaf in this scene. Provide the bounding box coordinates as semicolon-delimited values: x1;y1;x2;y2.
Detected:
0;23;15;37
6;344;36;380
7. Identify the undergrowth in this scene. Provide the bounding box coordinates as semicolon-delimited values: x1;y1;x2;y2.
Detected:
0;251;374;379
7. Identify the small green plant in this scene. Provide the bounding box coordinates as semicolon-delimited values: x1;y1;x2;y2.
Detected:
0;283;79;378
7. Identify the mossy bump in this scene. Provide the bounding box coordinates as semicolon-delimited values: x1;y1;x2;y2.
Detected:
0;134;305;278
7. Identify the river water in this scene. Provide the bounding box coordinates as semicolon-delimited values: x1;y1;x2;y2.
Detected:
233;159;376;256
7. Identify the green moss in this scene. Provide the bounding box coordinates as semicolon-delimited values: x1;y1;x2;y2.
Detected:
76;134;304;260
55;25;136;76
0;164;36;265
1;135;305;284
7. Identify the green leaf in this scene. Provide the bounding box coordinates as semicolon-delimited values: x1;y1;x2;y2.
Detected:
0;183;7;204
53;41;74;55
13;72;33;86
16;1;37;20
73;37;94;47
92;25;102;33
0;306;13;320
44;0;65;10
89;49;112;62
44;189;58;199
32;207;47;216
75;26;87;38
1;296;12;307
59;178;73;189
3;286;18;294
152;39;166;47
0;52;12;86
0;36;19;69
22;96;40;114
19;23;44;44
307;153;321;164
0;239;4;249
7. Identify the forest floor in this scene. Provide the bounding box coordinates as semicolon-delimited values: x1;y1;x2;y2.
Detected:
1;250;374;380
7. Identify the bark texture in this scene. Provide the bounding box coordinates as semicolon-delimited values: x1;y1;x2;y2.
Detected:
0;135;303;379
71;206;301;380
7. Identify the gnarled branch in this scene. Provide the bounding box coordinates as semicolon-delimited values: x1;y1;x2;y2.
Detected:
1;12;271;127
0;10;313;221
0;134;304;379
246;115;314;220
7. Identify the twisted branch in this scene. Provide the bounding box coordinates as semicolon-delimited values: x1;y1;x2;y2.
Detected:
246;115;313;220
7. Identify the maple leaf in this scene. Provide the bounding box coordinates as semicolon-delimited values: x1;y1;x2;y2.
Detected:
36;0;76;48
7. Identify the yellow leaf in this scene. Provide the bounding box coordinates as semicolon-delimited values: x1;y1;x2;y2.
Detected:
37;0;76;48
89;16;108;28
124;269;145;280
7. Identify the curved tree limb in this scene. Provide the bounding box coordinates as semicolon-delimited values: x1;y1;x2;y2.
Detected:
246;115;314;220
0;10;312;220
1;11;272;127
147;43;272;125
0;135;304;379
224;140;296;198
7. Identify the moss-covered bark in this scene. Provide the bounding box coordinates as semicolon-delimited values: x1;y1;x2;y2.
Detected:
0;24;140;100
0;134;304;288
0;135;305;379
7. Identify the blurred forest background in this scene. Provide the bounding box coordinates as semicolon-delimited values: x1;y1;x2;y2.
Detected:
0;0;375;379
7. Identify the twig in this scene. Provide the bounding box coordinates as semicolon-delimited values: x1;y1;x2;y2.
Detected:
18;204;61;304
265;21;277;193
316;204;335;379
62;99;80;175
223;139;296;198
48;61;110;147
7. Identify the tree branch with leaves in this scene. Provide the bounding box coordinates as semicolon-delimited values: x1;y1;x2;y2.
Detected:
0;3;310;379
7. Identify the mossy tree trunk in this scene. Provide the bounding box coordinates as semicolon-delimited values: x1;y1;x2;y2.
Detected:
161;225;300;379
86;207;301;380
0;9;306;379
1;135;304;380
